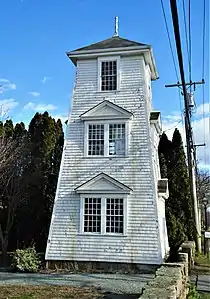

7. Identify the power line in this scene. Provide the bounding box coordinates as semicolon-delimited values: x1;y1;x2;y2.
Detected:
202;0;206;79
160;0;179;82
163;119;183;133
182;0;190;80
188;0;192;85
201;0;207;168
202;84;206;160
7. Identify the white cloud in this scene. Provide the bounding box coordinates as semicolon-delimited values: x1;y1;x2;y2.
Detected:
0;98;19;117
162;112;210;169
41;77;52;84
23;102;57;112
28;91;40;97
0;78;16;93
52;114;68;125
192;116;210;167
195;102;210;116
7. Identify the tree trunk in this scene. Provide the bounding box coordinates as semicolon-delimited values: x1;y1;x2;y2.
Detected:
1;237;8;266
0;225;8;267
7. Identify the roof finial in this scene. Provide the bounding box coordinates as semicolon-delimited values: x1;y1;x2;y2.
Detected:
114;16;119;37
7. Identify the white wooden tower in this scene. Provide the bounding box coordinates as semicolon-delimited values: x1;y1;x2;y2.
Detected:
46;18;169;270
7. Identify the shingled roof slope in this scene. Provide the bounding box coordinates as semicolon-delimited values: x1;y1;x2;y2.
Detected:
71;36;149;52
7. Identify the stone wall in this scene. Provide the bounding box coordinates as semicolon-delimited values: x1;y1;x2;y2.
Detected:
140;252;189;299
180;241;195;270
46;260;158;274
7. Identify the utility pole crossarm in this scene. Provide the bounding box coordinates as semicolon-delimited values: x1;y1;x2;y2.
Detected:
165;80;205;88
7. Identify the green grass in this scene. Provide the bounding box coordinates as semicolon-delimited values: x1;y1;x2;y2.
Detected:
195;253;210;267
199;293;210;299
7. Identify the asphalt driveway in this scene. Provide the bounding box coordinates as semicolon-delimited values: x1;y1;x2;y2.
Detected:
0;272;154;296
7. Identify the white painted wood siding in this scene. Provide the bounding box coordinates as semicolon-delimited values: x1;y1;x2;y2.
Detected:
46;55;165;265
157;197;170;258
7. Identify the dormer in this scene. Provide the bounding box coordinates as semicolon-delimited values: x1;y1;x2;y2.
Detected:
81;101;132;157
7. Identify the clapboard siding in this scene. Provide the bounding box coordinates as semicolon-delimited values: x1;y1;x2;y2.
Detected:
46;54;166;265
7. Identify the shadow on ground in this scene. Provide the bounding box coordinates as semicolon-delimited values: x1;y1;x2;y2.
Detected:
103;294;140;299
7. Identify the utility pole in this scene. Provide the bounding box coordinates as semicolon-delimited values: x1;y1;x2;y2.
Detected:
169;0;202;252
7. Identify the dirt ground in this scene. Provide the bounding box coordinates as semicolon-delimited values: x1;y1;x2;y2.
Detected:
0;285;102;299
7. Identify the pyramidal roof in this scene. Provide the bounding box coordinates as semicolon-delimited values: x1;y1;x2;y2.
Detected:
67;33;158;80
70;36;150;53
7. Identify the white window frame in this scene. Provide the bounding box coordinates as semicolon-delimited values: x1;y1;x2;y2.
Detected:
79;194;127;236
84;120;129;157
98;56;120;92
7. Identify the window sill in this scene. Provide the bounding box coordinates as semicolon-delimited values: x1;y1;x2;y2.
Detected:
96;90;121;94
77;233;127;237
83;156;129;159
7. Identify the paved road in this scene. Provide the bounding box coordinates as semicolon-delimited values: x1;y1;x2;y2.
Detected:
1;271;208;296
0;272;154;296
191;275;210;293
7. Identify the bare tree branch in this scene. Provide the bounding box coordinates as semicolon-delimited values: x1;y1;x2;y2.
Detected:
0;132;28;264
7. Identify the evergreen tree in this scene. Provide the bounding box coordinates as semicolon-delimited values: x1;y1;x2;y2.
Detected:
20;112;64;251
158;130;193;257
3;120;14;137
0;121;3;135
171;128;194;240
159;153;167;178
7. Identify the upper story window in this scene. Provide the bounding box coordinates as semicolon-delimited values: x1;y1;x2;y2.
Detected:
86;122;126;157
98;57;120;91
88;124;104;156
80;100;132;157
108;123;125;155
101;61;117;91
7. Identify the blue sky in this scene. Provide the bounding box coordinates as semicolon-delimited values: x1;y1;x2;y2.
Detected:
0;0;209;167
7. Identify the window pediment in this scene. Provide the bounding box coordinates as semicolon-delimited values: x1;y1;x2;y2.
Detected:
75;173;132;194
80;100;133;120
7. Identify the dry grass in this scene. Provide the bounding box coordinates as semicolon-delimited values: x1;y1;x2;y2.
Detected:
0;285;102;299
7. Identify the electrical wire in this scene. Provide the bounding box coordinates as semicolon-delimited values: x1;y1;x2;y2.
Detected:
202;0;206;79
160;0;179;82
208;100;210;174
163;119;183;133
201;0;207;169
188;0;192;86
182;0;190;81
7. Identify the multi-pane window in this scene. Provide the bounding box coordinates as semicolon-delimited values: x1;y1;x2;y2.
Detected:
87;123;126;156
101;61;117;91
84;198;101;233
109;124;125;156
88;124;104;156
106;198;124;233
82;197;124;234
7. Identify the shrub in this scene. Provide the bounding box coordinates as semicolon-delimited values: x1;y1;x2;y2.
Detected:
187;283;199;299
11;246;41;273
